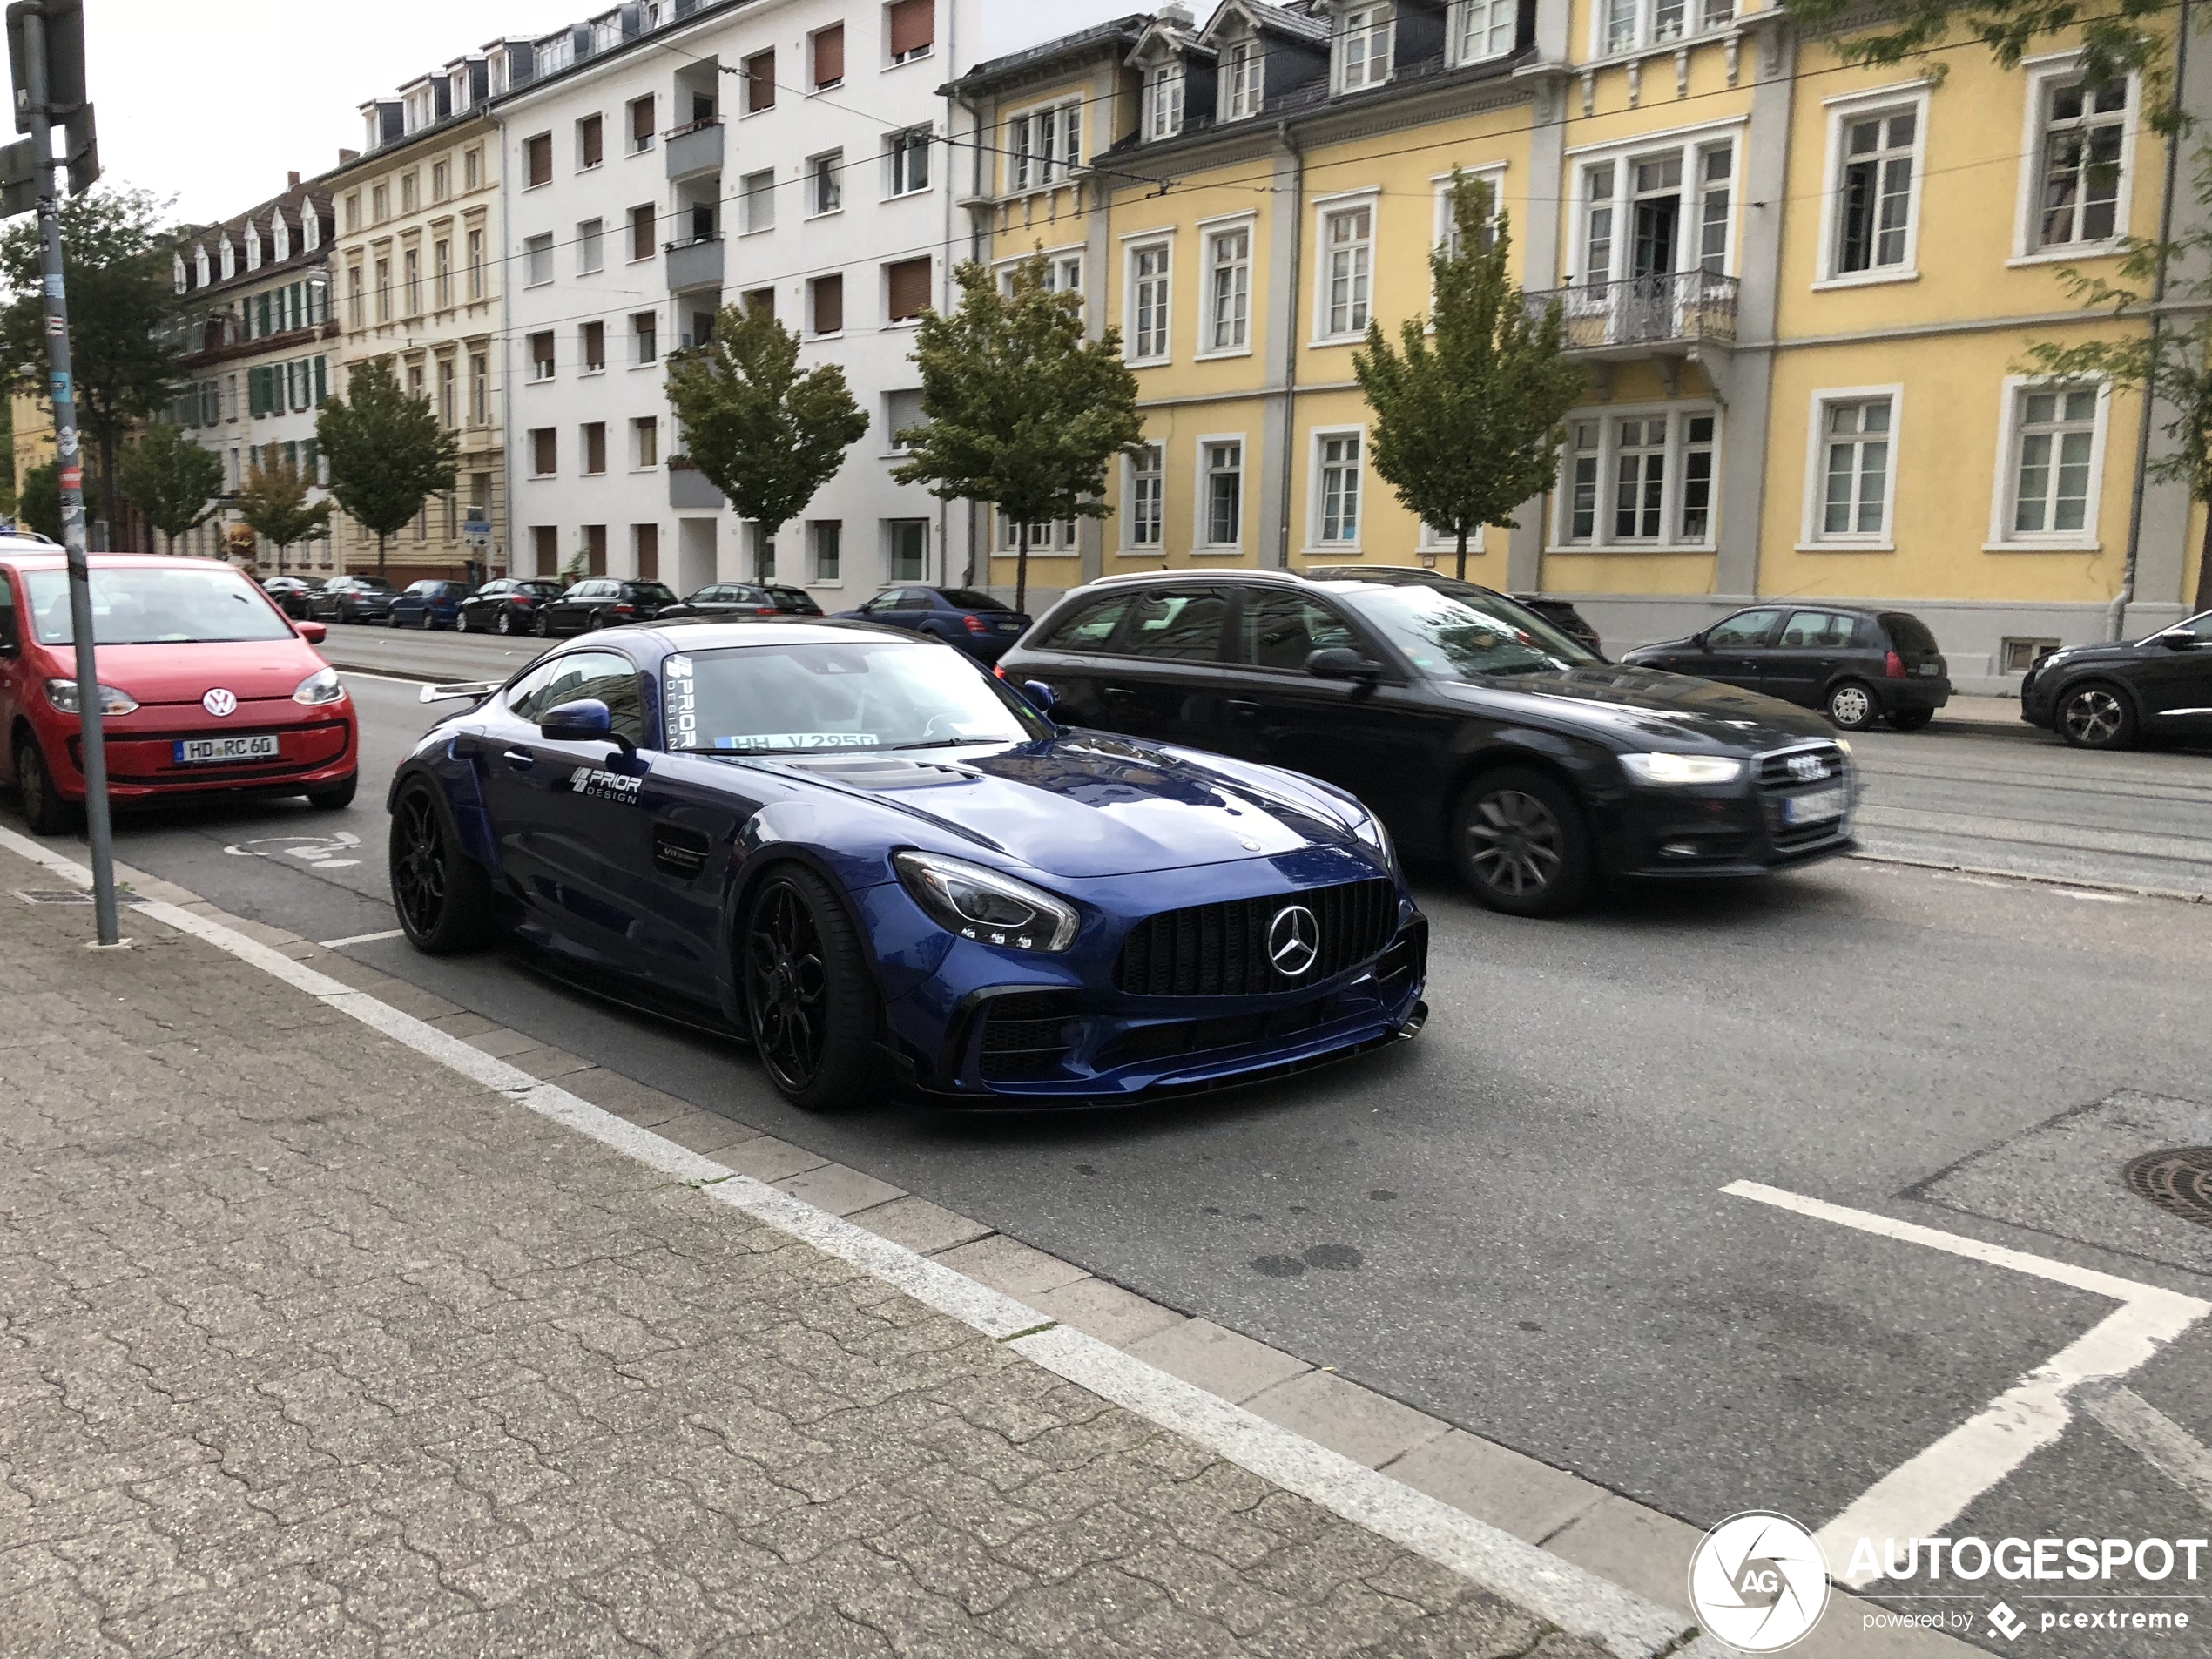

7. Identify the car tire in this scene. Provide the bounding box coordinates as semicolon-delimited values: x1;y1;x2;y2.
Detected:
588;610;607;631
1885;707;1935;732
1451;767;1592;918
497;610;518;636
415;610;433;630
13;732;82;835
2057;681;2137;750
1824;680;1880;732
741;864;886;1112
388;781;494;954
531;612;550;637
306;773;359;811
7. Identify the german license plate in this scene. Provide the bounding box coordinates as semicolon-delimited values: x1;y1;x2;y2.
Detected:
1782;786;1847;826
174;734;280;765
1916;662;1941;678
997;620;1022;631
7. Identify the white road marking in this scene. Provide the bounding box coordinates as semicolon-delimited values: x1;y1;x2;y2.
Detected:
1723;1181;2211;1585
2074;1378;2212;1514
318;929;405;949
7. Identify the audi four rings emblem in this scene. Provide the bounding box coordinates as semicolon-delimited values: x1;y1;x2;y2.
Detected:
1267;905;1320;977
201;688;239;718
1787;754;1825;781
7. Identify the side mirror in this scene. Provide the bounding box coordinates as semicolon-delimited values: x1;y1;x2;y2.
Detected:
1691;630;1712;651
541;697;634;756
1305;646;1382;682
1022;678;1056;712
2157;630;2198;650
295;619;327;644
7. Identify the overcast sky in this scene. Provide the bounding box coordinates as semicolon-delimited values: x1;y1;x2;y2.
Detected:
89;0;1138;225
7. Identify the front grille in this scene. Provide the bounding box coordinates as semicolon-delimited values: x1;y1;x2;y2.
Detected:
977;991;1082;1082
1114;879;1398;997
1755;742;1848;789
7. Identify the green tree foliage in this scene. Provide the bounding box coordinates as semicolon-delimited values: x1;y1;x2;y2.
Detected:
115;424;223;553
664;301;869;580
315;358;458;578
894;254;1143;612
0;187;185;541
236;460;334;574
1354;174;1586;580
17;457;60;542
1786;0;2168;111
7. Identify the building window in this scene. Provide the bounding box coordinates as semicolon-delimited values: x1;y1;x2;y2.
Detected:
374;256;391;322
1555;408;1719;547
1576;138;1734;285
2032;75;2129;251
1453;0;1515;63
469;352;489;425
437;356;456;428
810;520;841;581
582;320;605;372
744;49;776;114
1222;42;1264;121
530;428;556;475
1339;6;1395;92
1320;204;1373;337
633;416;658;468
1129;242;1171;361
464;146;482;191
582;422;607;475
577;218;604;274
524;132;552;188
887;126;931;195
1008;98;1081;191
887;0;934;64
529;332;556;381
887;518;928;581
532;526;558;576
629;95;656;152
632;312;658;363
1203;442;1243;546
1312;434;1364;545
1144;64;1184;140
2001;636;2063;673
523;233;553;287
1129;442;1164;547
467;227;485;299
744;287;776;320
809;151;843;216
1812;394;1895;543
343;192;361;233
1830;105;1919;278
885;258;931;324
1602;0;1733;55
1205;226;1251;353
630;204;657;260
634;523;660;582
2005;382;2102;538
403;247;422;314
577;112;604;171
433;238;452;307
809;273;846;336
401;172;419;214
812;24;846;88
347;264;364;328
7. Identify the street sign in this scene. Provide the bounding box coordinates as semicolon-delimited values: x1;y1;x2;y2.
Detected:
5;0;81;132
463;515;491;550
63;98;92;193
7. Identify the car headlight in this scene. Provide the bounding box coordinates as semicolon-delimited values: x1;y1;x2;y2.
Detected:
894;850;1079;952
44;678;138;715
1351;811;1395;869
293;665;347;705
1620;752;1744;786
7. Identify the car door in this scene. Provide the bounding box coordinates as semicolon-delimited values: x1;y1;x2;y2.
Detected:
1089;586;1231;745
0;570;24;772
1687;607;1786;691
1765;609;1861;707
2134;610;2212;731
1010;589;1143;727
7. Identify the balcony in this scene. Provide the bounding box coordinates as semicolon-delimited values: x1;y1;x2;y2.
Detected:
667;457;724;510
664;233;725;293
1525;271;1738;360
665;117;724;182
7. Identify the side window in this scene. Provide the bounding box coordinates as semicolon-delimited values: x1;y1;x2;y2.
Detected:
1779;610;1858;649
858;592;894;613
1036;592;1134;653
1707;608;1784;650
902;588;937;608
1124;589;1228;662
0;574;17;651
1239;590;1361;671
511;650;645;744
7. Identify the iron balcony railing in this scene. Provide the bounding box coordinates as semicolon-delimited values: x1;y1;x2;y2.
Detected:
1525;270;1739;352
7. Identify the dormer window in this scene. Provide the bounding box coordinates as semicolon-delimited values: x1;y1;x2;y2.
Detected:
194;244;211;287
1338;5;1394;93
219;238;236;280
1144;64;1185;141
172;253;187;293
1223;41;1264;120
301;200;320;250
244;220;261;270
1453;0;1515;64
272;212;290;263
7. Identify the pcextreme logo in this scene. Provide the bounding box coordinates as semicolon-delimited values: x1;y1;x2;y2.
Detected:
1688;1512;1831;1651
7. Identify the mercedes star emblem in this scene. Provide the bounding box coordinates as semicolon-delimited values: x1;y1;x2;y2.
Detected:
1267;904;1320;978
202;688;239;718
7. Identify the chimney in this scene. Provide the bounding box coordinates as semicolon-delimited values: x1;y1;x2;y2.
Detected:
287;170;301;188
338;148;360;165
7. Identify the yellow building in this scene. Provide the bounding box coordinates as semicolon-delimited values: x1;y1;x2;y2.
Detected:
953;0;2206;690
11;391;54;507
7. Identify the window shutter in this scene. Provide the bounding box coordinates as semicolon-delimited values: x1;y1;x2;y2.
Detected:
579;114;603;169
886;257;930;322
747;50;776;111
313;356;328;404
813;24;845;86
887;0;934;57
527;132;552;187
631;96;654;147
813;273;844;335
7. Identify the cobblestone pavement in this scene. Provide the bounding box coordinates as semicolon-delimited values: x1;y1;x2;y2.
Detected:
0;850;1615;1659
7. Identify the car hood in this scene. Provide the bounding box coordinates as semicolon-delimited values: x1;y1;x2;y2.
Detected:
61;637;327;707
733;732;1379;879
1439;665;1837;749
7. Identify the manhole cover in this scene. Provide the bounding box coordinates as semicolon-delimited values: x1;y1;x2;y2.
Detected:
2121;1148;2212;1228
13;888;92;905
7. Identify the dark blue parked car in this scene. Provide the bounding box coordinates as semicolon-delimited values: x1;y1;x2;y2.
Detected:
388;619;1425;1111
836;585;1032;663
388;578;477;630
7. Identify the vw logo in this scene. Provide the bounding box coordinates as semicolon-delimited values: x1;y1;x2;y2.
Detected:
1786;754;1826;781
201;688;238;718
1267;904;1320;978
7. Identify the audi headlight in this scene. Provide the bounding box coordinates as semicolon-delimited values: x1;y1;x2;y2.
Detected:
293;665;347;705
1620;752;1744;786
894;851;1079;952
44;678;138;715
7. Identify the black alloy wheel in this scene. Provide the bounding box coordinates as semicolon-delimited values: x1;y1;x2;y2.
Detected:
13;733;82;835
497;608;519;636
1451;766;1593;918
388;784;492;954
1824;680;1880;732
2058;683;2136;750
531;610;551;637
741;866;884;1111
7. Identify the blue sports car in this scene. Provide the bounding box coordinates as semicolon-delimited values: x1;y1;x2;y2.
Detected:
387;619;1426;1110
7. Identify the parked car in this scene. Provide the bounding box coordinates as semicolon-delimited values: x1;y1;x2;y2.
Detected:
456;577;564;635
308;574;398;624
387;579;477;631
533;577;678;637
2020;608;2212;749
834;586;1032;663
0;548;356;833
388;618;1423;1109
1307;565;1604;655
1620;605;1950;732
261;575;324;619
1000;570;1857;917
657;582;826;621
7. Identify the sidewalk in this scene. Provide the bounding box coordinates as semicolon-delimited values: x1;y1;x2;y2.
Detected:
0;840;1669;1659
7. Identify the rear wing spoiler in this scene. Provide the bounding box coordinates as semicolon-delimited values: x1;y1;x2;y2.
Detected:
419;680;502;704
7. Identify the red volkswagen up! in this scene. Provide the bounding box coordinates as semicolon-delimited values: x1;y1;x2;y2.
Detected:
0;547;357;833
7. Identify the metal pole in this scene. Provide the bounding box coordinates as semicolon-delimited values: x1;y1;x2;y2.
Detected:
25;6;117;942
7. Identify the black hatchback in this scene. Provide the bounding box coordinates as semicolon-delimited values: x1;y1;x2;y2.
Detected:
657;582;825;621
533;577;678;636
307;574;397;624
1621;604;1950;732
1000;572;1857;917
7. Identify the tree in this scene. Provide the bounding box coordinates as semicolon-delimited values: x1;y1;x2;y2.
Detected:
236;460;334;574
894;254;1143;613
316;357;458;578
17;458;60;542
1353;173;1586;582
664;300;869;580
0;187;185;543
116;424;223;554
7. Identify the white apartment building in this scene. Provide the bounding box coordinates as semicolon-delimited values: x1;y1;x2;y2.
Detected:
491;0;981;598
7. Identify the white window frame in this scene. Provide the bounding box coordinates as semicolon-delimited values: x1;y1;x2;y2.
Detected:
1336;4;1396;94
885;125;932;197
1312;191;1379;343
1565;119;1746;286
1433;163;1507;263
1814;82;1930;289
1194;435;1246;552
1987;375;2111;550
993;246;1084;320
1307;427;1369;552
1222;39;1265;121
739;170;776;235
1197;213;1257;360
1451;0;1517;65
1125;441;1166;551
523;233;553;288
2012;52;2139;265
1548;403;1723;551
1005;97;1082;194
807;150;844;219
1144;63;1185;141
1123;232;1175;365
1798;384;1903;550
1592;0;1735;58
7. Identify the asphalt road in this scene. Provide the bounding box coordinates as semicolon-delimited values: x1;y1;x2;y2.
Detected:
19;627;2212;1656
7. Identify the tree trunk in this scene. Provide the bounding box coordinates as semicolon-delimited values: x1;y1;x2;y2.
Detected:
376;531;388;581
97;428;119;552
2195;499;2212;613
1455;525;1470;583
1015;519;1030;617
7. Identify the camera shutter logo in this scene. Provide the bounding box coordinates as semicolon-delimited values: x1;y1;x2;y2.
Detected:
1267;904;1319;977
1688;1512;1830;1651
202;688;238;718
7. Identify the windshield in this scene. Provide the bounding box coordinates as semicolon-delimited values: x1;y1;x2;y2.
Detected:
1346;585;1599;679
663;640;1048;754
940;589;1009;612
26;567;297;646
